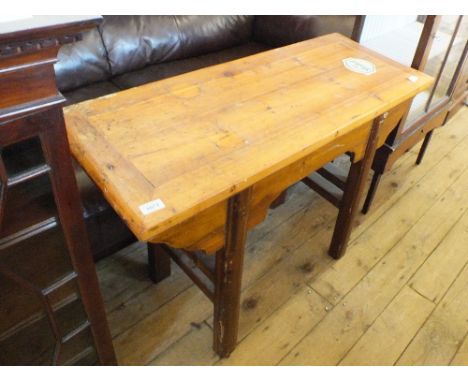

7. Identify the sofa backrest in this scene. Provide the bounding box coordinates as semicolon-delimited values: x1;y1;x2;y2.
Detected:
253;16;357;47
55;26;111;92
54;15;255;92
100;16;254;76
54;15;358;93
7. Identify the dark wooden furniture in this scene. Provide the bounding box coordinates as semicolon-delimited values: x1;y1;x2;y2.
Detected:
362;15;468;213
65;34;433;358
0;16;116;365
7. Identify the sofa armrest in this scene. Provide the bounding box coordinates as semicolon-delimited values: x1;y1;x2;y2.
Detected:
253;16;364;47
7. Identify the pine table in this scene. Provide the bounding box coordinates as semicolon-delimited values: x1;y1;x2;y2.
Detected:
64;33;433;358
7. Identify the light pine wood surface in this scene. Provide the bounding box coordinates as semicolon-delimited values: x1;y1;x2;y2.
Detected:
64;33;432;247
94;107;468;365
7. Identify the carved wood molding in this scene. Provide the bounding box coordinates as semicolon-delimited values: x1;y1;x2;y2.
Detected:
0;34;83;57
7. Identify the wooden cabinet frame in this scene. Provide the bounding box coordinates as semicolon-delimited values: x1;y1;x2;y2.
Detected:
362;15;468;213
0;16;116;365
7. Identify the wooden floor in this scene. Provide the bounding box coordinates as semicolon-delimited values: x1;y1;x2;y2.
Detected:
96;107;468;366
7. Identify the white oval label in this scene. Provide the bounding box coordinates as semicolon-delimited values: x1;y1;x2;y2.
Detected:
343;57;376;75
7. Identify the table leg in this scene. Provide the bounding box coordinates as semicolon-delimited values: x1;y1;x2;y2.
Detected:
147;243;171;283
270;189;288;209
213;187;252;358
329;114;386;259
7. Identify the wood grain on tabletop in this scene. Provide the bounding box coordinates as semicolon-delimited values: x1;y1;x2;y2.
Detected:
64;33;433;243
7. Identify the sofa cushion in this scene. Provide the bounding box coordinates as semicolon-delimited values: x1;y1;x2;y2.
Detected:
62;81;121;105
55;27;111;92
253;16;357;47
111;41;268;89
100;15;254;76
174;16;254;59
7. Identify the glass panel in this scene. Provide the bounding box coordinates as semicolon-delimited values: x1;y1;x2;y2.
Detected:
403;16;455;124
402;16;467;133
1;137;46;178
359;16;426;133
0;135;98;365
55;297;88;338
0;173;57;240
0;312;55;365
57;326;97;365
360;15;423;67
425;15;467;110
0;227;72;363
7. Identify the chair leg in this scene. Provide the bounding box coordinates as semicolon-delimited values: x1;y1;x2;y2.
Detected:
416;130;433;165
147;243;171;283
329;114;384;259
213;188;251;358
362;171;382;215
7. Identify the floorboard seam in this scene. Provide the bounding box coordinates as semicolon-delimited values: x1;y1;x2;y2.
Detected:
278;153;468;365
394;256;468;365
111;282;195;340
449;328;468;365
337;167;468;365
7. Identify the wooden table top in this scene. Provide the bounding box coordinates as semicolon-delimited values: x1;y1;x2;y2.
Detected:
64;33;433;242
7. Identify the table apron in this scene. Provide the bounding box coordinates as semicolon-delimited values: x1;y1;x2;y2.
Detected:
148;121;372;253
147;98;410;253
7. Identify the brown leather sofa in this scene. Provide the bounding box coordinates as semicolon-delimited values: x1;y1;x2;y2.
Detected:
10;16;360;261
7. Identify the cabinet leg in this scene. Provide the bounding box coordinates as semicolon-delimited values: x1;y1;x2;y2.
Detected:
329;114;384;259
42;109;117;365
147;243;171;283
416;130;433;165
362;171;382;214
213;188;251;358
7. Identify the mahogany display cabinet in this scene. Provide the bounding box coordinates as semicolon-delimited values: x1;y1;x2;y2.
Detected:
362;15;468;213
0;16;116;366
